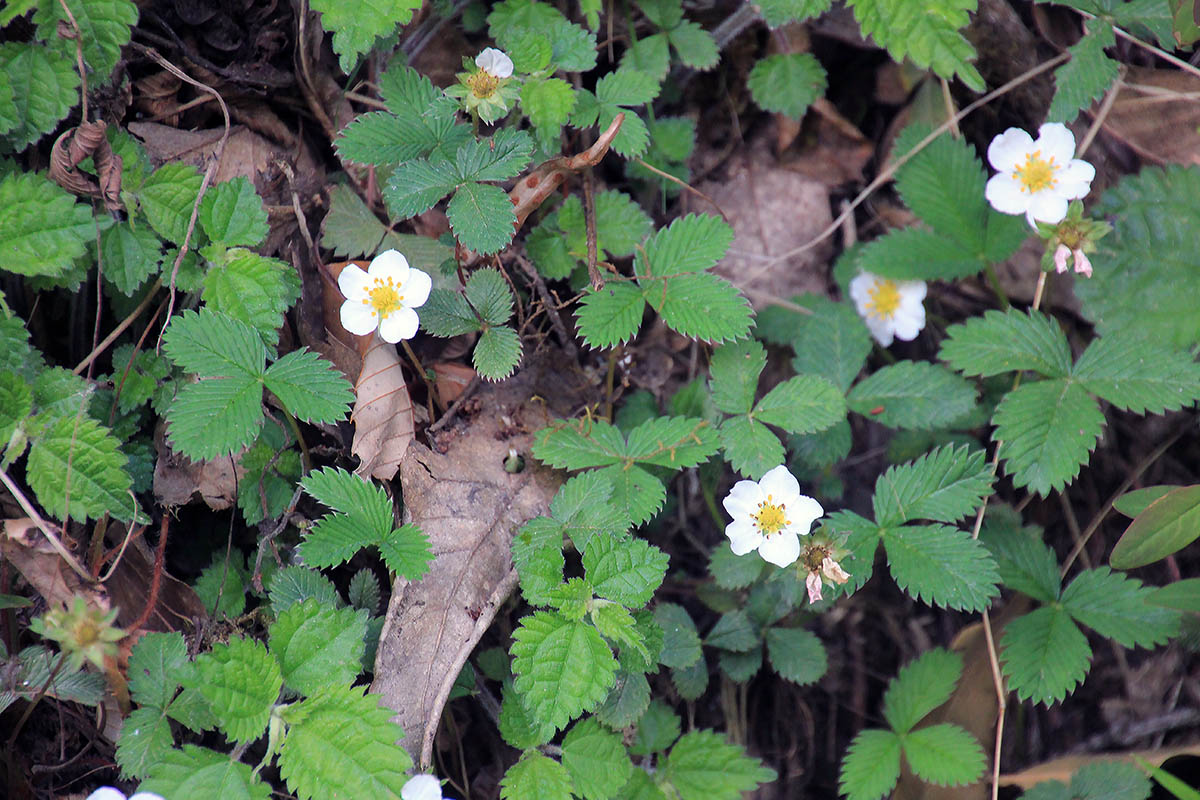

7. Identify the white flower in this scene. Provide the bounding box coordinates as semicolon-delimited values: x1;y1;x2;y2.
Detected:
805;556;850;604
722;465;824;568
985;122;1095;226
475;47;513;79
849;271;926;347
338;249;432;343
403;774;449;800
86;789;165;800
1053;243;1093;278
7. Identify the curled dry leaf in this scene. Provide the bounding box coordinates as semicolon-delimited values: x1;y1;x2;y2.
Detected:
2;518;100;612
48;120;124;213
152;424;240;509
370;354;583;767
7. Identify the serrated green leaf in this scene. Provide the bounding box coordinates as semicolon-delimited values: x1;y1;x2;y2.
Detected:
709;542;766;590
474;325;522;380
883;648;962;733
552;470;633;547
1072;332;1200;414
1000;605;1090;706
533;419;627;470
1060;567;1180;648
511;611;618;731
577;281;647;348
447;181;517;255
465;267;514;325
664;730;777;800
625;415;720;468
165;376;264;460
267;566;340;613
789;297;873;392
263;349;353;422
584;534;669;608
854;228;983;282
640;214;734;278
421;288;480;337
198;177;267;247
748;52;827;120
309;0;420;73
140;745;270;800
892;124;992;252
139;163;203;244
619;609;663;674
1111;484;1200;569
1048;22;1119;124
562;717;634;800
101;221;162;295
595;669;651;727
203;249;300;347
0;171;96;278
269;598;367;695
500;750;574;800
621;33;670;80
320;184;386;258
128;632;187;711
709;339;766;414
839;728;903;800
705;609;758;652
500;681;556;748
883;524;1000;611
34;0;137;79
383;158;460;219
0;42;79;151
940;309;1073;379
277;684;412;799
718;644;762;681
754;374;846;434
335;111;433;166
115;706;173;780
765;627;826;685
456;129;534;182
848;361;976;430
189;636;281;744
632;699;681;755
27;415;136;522
872;444;992;526
194;553;248;617
654;602;702;669
848;0;984;91
667;21;719;70
514;518;566;606
993;378;1105;496
0;370;32;448
671;657;708;700
645;272;753;344
903;723;985;786
756;0;832;27
978;509;1061;603
719;415;785;480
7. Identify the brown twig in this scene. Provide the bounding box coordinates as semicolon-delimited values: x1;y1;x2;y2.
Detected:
127;515;170;633
73;278;163;375
582;169;604;291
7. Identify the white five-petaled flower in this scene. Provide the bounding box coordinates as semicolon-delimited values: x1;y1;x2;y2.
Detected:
806;556;850;604
722;465;824;568
849;271;926;347
338;249;432;343
985;122;1095;227
403;774;450;800
86;789;165;800
475;47;513;79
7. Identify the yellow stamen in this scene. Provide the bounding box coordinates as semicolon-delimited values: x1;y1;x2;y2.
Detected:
866;279;901;319
1015;149;1057;194
467;70;501;99
367;276;405;318
753;494;790;535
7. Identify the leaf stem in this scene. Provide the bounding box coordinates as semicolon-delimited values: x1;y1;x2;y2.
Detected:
983;263;1011;310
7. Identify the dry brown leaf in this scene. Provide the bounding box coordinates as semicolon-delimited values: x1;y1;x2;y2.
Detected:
999;745;1200;789
1;518;99;612
1103;67;1200;166
431;361;476;406
152;425;240;509
370;355;579;767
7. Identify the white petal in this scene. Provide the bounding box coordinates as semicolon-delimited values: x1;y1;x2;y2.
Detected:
806;572;824;603
985;173;1030;215
1027;192;1068;224
726;520;763;555
759;465;801;504
86;790;128;800
890;305;925;342
821;556;850;583
987;128;1033;172
864;315;895;347
341;300;379;336
337;264;370;300
402;774;444;800
758;532;801;567
1054;244;1070;273
1060;159;1095;185
401;267;433;309
476;47;514;78
848;272;875;310
899;280;926;302
723;479;764;518
1035;122;1077;165
379;307;420;342
369;249;411;284
129;794;167;800
787;494;824;533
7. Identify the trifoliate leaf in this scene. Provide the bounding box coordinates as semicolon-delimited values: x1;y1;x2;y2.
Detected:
267;565;340;613
940;309;1073;379
883;524;1000;611
140;745;270;800
203;249;300;347
1048;22;1119;124
139;163;204;244
1000;605;1090;705
663;730;777;800
447;181;517;255
1060;567;1180;648
839;728;903;800
789;296;873;392
115;706;173;780
262;349;353;422
511;611;618;731
848;0;984;91
199;177;268;247
882;648;962;733
188;636;281;745
848;361;976;430
34;0;137;80
595;669;651;728
756;0;832;27
0;171;96;278
577;281;646;348
383;158;460;220
902;723;986;786
0;42;79;151
128;632;187;711
992;378;1105;496
583;533;669;608
754;375;846;434
27;415;136;522
309;0;421;73
646;272;753;344
500;751;574;800
705;609;758;652
871;444;993;526
641;214;734;277
562;717;634;800
747;53;827;120
1071;332;1200;414
764;627;827;685
277;684;412;799
101;221;162;295
654;602;702;669
335;111;433;166
268;598;367;695
1111;484;1200;569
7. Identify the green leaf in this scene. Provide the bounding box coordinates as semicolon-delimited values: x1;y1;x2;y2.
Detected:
747;53;827;120
552;470;633;548
671;657;708;701
1060;567;1180;648
883;524;1000;611
1000;605;1090;706
522;76;577;144
992;378;1105;496
0;42;79;151
584;534;669;608
632;699;681;755
705;609;758;652
421;288;481;337
382;158;460;220
533;419;627;470
466;267;515;326
577;282;646;348
562;717;634;800
892;124;990;252
309;0;421;73
848;361;976;430
667;21;719;70
456;129;534;182
500;751;575;800
1114;485;1178;518
188;636;282;745
1111;484;1200;568
27;415;136;522
764;627;827;685
789;297;872;392
139;163;204;244
654;603;702;669
0;370;32;448
447;181;518;255
141;745;270;800
268;598;367;695
754;375;845;434
595;669;651;728
115;706;173;780
719;415;785;480
263;349;354;423
640;214;734;277
664;730;777;800
848;0;984;91
645;272;753;344
128;632;187;711
165;375;264;460
335;111;435;166
839;728;902;800
0;171;96;278
625;415;721;468
1048;22;1119;124
978;509;1061;604
203;250;300;347
755;0;831;27
198;177;268;247
277;684;412;799
101;221;162;295
872;444;993;526
1069;761;1153;800
709;543;766;590
500;681;555;749
511;611;618;731
268;566;340;613
854;228;982;282
1071;333;1200;414
621;33;670;81
33;0;137;79
883;648;962;733
320;184;387;258
940;309;1073;379
709;339;766;415
474;325;522;380
902;723;985;786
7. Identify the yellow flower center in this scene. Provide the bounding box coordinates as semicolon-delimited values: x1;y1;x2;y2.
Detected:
754;495;790;535
1015;149;1057;194
866;279;901;319
467;70;501;99
363;276;405;317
